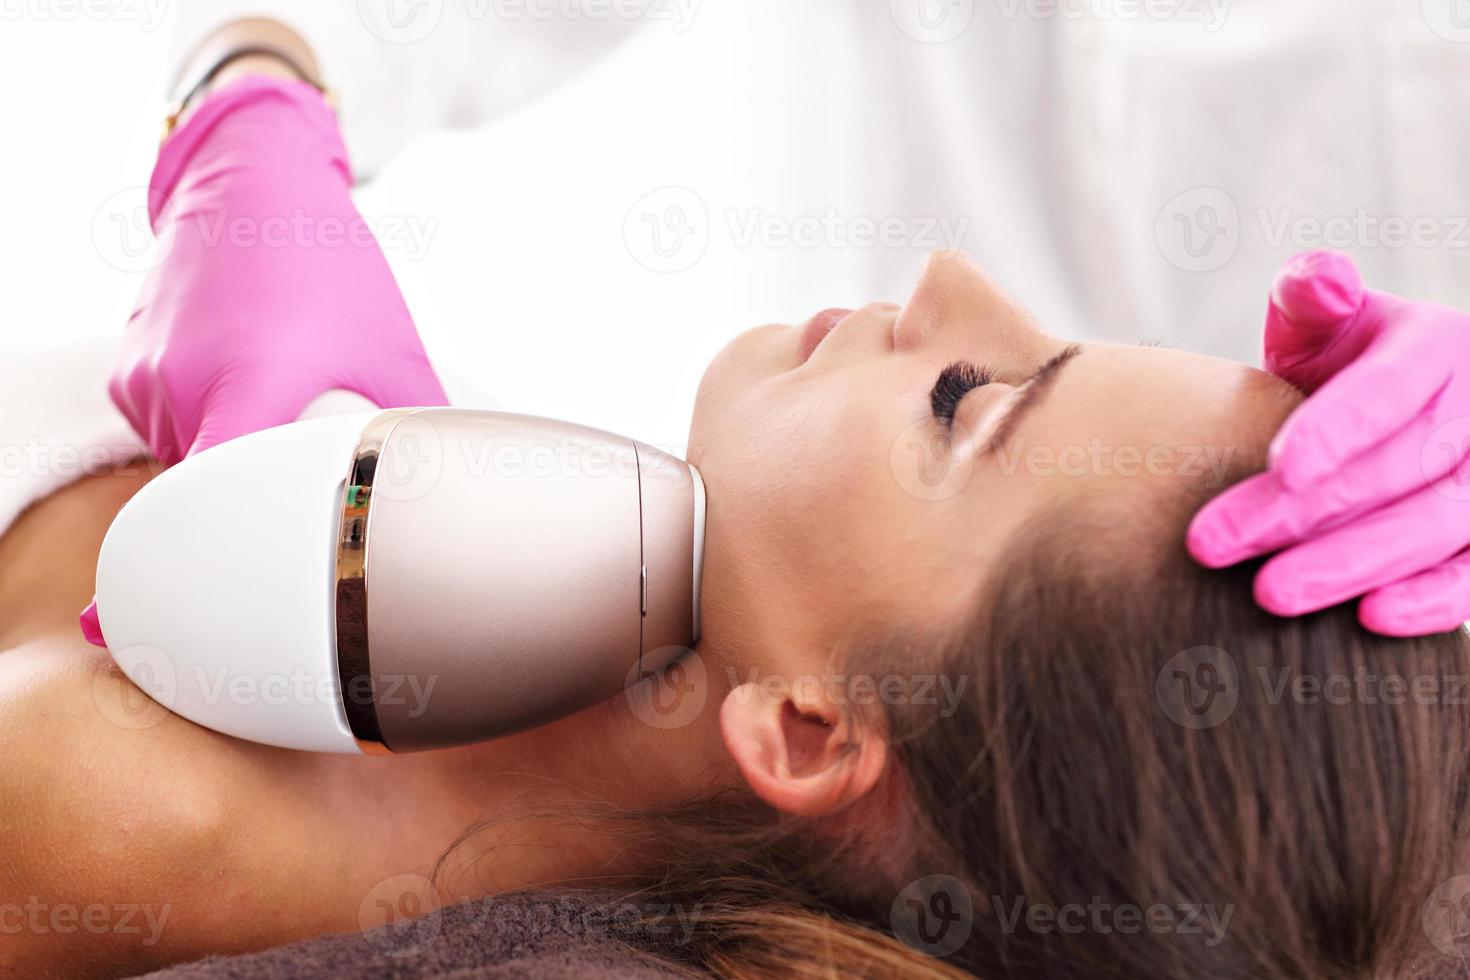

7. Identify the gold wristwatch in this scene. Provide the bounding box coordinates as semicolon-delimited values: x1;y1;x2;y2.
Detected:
162;44;332;143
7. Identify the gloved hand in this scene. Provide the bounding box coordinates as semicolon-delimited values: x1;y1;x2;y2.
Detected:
1187;249;1470;636
110;75;447;461
81;75;447;646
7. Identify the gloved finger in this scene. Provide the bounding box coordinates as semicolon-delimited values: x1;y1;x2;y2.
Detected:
1267;308;1454;490
1252;474;1470;617
1358;549;1470;637
359;349;451;410
186;381;310;458
110;353;181;463
79;599;107;648
1188;405;1454;567
1262;249;1367;392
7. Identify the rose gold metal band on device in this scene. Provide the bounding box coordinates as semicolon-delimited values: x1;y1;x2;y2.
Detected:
334;410;414;756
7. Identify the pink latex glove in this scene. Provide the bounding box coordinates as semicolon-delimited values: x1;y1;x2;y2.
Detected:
1187;249;1470;636
80;76;447;646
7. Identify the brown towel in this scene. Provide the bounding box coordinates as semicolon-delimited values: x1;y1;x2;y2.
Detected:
129;891;702;980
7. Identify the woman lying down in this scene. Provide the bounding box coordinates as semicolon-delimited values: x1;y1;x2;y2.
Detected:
3;242;1469;979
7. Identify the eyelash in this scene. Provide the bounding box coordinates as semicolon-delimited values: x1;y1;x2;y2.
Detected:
930;360;993;425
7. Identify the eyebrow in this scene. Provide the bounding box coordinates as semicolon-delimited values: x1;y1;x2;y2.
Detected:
987;344;1082;448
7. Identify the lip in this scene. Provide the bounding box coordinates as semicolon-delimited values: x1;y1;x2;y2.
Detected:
797;308;856;363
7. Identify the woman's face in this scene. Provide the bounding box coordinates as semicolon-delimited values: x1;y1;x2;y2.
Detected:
688;250;1302;668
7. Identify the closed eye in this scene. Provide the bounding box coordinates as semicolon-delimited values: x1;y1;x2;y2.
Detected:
930;361;993;426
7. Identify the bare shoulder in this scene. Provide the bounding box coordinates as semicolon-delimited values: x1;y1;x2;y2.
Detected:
0;634;274;976
0;629;517;977
0;628;443;975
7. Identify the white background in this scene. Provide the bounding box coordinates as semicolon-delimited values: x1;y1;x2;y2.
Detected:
4;0;1470;450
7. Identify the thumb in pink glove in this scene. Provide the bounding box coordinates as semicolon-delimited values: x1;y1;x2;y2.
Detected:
1188;249;1470;636
82;76;448;647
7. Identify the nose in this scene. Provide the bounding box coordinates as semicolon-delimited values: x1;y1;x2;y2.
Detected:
892;249;1005;353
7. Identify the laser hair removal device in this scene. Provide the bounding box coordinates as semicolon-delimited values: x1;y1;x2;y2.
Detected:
92;405;706;754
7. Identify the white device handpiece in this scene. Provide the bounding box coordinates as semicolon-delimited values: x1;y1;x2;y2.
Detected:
93;405;706;753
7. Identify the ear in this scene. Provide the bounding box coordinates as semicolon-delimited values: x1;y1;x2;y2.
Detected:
719;681;887;817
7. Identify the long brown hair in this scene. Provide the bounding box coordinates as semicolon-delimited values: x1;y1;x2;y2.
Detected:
461;489;1470;978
